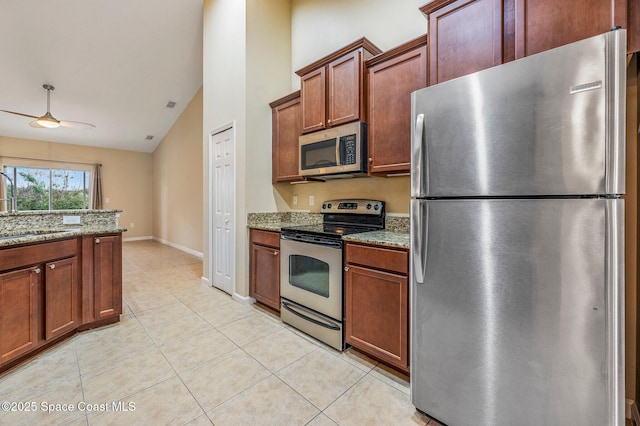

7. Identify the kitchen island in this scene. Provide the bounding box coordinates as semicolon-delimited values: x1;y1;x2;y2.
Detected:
0;210;126;373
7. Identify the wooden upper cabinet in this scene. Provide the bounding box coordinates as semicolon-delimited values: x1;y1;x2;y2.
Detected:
328;50;362;127
300;69;326;133
514;0;630;57
366;35;427;174
296;38;382;134
422;0;503;85
270;91;303;183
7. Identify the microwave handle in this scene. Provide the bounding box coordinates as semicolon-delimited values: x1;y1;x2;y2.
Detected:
336;137;342;166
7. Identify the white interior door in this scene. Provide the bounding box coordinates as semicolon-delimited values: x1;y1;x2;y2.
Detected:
210;125;234;294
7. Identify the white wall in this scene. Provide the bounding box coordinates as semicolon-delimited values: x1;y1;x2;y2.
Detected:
291;0;428;87
203;0;247;288
202;0;428;296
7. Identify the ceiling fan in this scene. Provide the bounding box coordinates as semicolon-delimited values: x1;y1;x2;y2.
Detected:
0;84;95;129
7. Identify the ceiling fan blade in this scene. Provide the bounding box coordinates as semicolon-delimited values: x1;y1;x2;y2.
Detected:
0;109;39;119
59;120;96;130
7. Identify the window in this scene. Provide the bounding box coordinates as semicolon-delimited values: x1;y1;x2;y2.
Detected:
2;165;91;211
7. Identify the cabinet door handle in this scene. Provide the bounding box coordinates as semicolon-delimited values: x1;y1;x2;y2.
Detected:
318;122;323;126
344;266;349;272
368;158;373;163
34;268;41;274
273;250;279;256
95;238;101;244
49;264;56;270
327;118;332;124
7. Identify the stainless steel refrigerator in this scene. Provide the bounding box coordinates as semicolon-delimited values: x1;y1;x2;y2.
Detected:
410;30;626;426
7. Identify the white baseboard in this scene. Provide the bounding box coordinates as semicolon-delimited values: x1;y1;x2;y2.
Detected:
232;293;255;305
122;236;153;242
153;237;203;259
201;276;211;287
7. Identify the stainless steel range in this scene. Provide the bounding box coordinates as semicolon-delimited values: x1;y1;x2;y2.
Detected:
280;199;385;350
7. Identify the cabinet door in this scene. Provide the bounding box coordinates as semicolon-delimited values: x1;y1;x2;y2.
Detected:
368;44;427;174
423;0;503;85
0;267;39;363
45;257;79;340
301;67;326;134
272;95;303;183
514;0;628;58
328;50;362;127
345;264;408;372
250;243;280;312
94;235;123;319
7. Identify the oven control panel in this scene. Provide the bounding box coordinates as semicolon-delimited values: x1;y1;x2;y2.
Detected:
320;199;384;215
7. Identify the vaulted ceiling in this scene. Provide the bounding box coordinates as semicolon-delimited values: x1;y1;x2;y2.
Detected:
0;0;203;153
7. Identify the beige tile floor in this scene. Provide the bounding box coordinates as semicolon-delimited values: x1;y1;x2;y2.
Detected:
0;240;441;426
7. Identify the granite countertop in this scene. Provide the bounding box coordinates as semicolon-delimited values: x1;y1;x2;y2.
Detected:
342;230;410;249
0;225;127;248
247;212;409;249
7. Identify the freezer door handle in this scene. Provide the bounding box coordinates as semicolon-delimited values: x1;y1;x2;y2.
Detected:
412;201;428;284
412;113;426;196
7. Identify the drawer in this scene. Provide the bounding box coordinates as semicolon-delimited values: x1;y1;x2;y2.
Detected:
345;243;408;275
0;238;77;272
250;229;280;248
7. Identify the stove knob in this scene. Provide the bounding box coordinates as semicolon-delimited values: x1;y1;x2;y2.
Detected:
322;203;327;209
366;203;372;210
374;204;380;210
327;203;332;209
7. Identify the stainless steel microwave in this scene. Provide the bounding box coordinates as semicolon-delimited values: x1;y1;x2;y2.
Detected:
299;121;367;178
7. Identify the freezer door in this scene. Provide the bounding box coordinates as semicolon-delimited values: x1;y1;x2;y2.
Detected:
411;30;626;198
410;198;624;426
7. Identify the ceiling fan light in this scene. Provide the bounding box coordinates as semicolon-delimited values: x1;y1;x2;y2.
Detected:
36;114;60;128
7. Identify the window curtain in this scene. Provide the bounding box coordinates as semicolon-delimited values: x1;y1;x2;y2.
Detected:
92;164;103;210
0;174;5;212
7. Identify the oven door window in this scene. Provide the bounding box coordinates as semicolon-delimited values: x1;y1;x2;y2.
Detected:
300;139;337;171
288;255;330;298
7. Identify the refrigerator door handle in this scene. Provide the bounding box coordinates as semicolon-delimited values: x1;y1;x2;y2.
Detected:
412;113;426;196
605;198;624;425
412;201;428;284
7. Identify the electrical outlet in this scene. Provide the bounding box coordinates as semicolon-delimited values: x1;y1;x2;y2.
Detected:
309;195;315;206
129;223;135;228
105;197;110;204
293;195;298;206
63;215;81;225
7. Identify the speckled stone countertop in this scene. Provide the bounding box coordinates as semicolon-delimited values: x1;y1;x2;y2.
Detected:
0;210;126;248
247;212;410;249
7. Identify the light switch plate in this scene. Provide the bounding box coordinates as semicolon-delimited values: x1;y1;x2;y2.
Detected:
63;215;81;225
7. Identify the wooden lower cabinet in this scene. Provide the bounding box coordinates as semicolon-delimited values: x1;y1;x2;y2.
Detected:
249;229;281;312
82;234;123;322
45;256;80;340
0;234;122;371
345;243;409;373
0;267;39;363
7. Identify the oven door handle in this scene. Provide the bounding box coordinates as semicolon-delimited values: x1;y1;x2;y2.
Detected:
281;301;341;331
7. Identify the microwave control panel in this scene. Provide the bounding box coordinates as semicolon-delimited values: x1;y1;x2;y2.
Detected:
341;135;357;165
